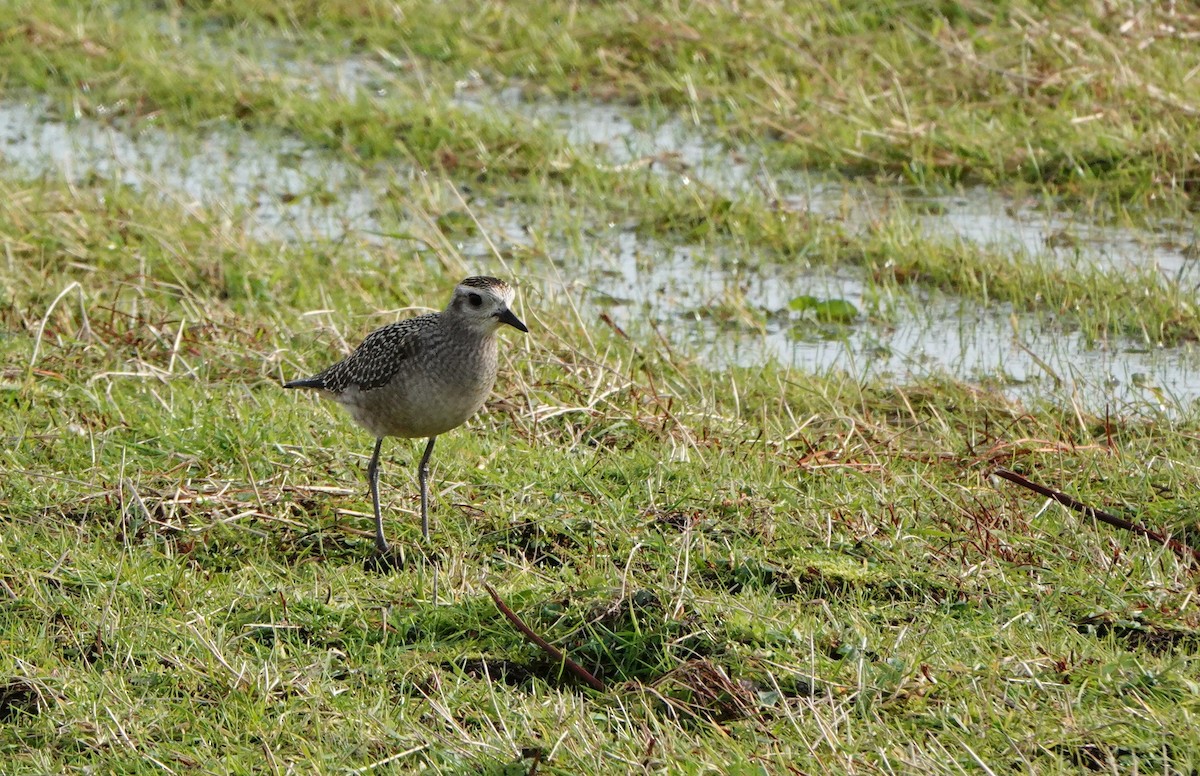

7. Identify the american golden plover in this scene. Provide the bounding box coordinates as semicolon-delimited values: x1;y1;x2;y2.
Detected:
285;276;527;552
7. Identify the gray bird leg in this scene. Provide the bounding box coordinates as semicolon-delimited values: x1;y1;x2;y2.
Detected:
367;437;387;553
419;436;437;540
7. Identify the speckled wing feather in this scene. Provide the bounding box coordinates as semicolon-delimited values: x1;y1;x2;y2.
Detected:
287;316;432;394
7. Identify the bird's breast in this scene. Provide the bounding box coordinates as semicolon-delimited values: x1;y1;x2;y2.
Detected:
338;336;499;439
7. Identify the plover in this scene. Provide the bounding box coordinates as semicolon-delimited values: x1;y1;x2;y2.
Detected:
285;276;527;552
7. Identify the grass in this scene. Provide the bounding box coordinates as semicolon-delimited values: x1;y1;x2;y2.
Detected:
4;0;1198;343
11;0;1198;209
3;2;1200;773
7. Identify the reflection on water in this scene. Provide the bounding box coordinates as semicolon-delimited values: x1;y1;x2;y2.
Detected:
0;100;380;242
0;93;1195;414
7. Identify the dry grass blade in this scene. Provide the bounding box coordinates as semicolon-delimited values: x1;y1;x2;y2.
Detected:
993;467;1200;566
483;583;605;692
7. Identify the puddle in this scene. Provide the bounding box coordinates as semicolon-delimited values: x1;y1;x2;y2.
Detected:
0;94;1197;414
451;203;1200;413
275;49;405;103
783;184;1200;284
451;73;1199;284
551;223;1200;413
775;303;1197;414
449;88;1200;410
0;99;381;242
453;78;756;191
253;53;1200;281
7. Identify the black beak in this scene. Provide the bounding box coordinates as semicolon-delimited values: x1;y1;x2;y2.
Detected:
497;307;529;333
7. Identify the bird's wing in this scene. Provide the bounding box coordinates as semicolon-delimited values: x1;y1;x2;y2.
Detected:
311;317;429;393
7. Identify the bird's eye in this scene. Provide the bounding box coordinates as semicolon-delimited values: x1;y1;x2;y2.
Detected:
468;292;483;308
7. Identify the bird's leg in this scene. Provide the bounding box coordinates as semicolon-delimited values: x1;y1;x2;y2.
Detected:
367;437;387;553
418;436;437;540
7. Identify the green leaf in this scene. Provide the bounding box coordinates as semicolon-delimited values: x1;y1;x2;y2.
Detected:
788;295;859;323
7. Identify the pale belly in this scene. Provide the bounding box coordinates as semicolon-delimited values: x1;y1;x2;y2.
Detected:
335;370;495;439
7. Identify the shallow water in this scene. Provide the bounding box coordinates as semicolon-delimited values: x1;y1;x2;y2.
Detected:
562;224;1198;414
0;100;380;242
790;184;1200;284
452;78;1198;281
1;91;1196;414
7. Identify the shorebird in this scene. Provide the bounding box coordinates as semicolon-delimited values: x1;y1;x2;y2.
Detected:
284;276;527;552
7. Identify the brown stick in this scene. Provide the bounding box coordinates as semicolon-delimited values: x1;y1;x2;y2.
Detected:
483;583;606;692
993;468;1200;565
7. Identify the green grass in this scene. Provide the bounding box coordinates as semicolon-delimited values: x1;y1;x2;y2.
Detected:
3;0;1197;343
4;171;1200;773
3;2;1200;773
9;0;1198;210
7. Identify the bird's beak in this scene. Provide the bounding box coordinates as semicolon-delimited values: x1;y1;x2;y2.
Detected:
497;307;529;333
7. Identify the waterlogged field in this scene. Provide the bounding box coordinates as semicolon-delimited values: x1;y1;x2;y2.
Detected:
2;2;1200;773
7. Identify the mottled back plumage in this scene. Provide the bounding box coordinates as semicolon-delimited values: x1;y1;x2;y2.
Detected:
287;316;432;394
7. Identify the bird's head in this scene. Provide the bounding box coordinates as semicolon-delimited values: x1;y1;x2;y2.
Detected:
446;276;528;334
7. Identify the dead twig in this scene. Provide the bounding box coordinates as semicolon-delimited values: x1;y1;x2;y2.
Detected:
483;583;605;692
993;468;1200;566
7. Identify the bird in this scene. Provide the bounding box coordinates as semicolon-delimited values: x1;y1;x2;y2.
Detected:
284;276;528;553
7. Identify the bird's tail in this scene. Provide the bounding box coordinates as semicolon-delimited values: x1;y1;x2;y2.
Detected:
283;375;325;390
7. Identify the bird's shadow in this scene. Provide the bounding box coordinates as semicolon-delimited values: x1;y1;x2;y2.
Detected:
362;543;444;575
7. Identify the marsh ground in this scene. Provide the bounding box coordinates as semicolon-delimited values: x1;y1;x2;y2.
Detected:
2;2;1200;773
